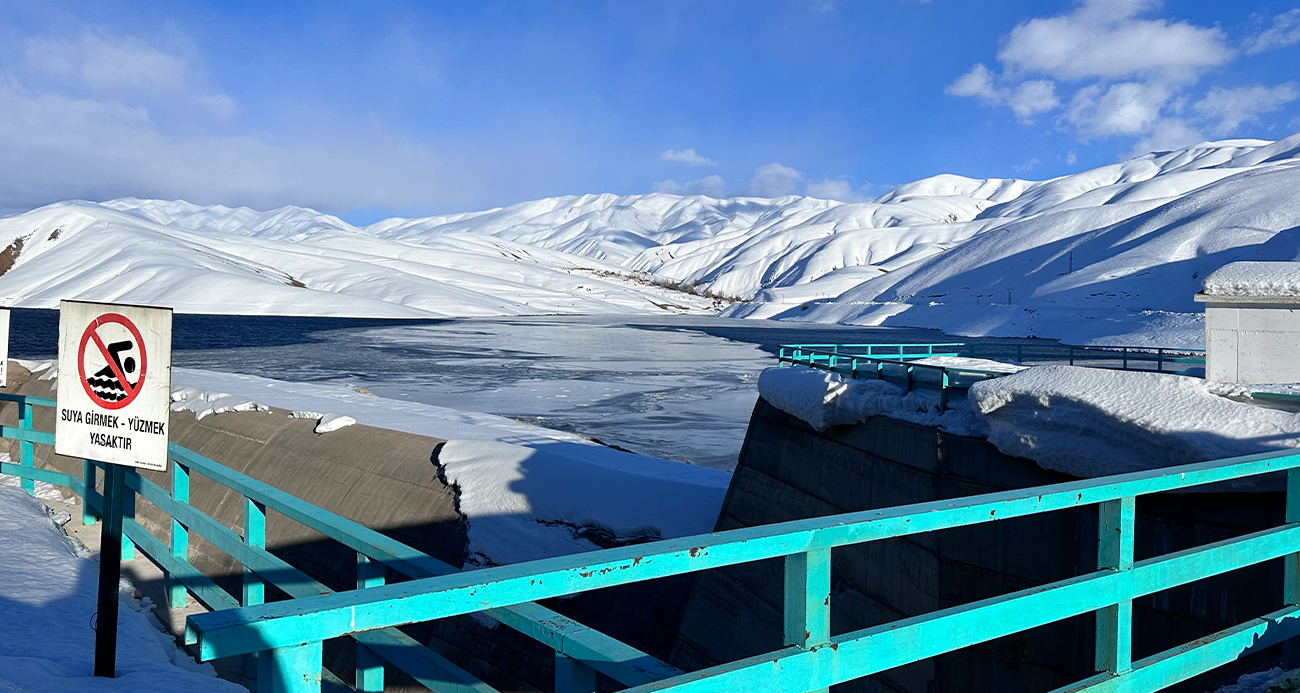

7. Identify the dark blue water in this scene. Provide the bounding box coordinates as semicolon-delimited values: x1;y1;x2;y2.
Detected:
9;308;446;357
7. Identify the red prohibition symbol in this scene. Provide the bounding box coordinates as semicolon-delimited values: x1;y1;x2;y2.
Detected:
77;313;148;410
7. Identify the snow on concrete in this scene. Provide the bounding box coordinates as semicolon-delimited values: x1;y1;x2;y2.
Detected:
313;413;355;434
23;361;730;567
969;366;1300;481
910;355;1029;374
169;386;272;420
0;486;241;693
756;367;988;436
437;440;729;566
1202;261;1300;297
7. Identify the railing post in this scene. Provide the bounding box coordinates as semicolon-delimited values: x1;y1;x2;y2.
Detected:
19;401;34;496
939;371;950;410
1284;469;1300;667
356;554;385;693
258;643;322;693
244;497;267;679
1096;496;1136;675
82;459;100;526
784;548;831;693
1157;349;1165;373
555;653;597;693
120;470;137;561
168;462;190;608
1069;346;1075;366
1122;348;1129;370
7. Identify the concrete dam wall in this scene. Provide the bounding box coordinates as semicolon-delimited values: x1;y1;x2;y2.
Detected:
669;397;1285;693
0;363;689;693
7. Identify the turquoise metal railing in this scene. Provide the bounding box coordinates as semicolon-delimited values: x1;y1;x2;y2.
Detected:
776;343;1007;408
183;448;1300;693
0;393;681;692
778;342;1209;408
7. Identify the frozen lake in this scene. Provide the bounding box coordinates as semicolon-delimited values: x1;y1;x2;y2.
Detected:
9;311;1036;470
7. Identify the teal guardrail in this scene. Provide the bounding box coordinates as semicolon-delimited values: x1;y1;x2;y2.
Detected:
181;448;1300;693
0;393;681;693
777;342;1209;408
776;344;1008;408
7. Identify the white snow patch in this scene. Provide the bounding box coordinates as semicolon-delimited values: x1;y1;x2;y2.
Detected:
313;413;356;434
910;355;1029;374
0;485;241;692
756;367;988;436
1202;261;1300;297
168;387;272;420
969;366;1300;481
437;439;729;566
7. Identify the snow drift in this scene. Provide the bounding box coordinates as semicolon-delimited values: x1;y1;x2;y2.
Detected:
969;366;1300;481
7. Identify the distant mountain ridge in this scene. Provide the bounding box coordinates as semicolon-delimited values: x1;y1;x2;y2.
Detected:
4;132;1298;344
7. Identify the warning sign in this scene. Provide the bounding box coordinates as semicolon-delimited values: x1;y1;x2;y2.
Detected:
55;301;172;471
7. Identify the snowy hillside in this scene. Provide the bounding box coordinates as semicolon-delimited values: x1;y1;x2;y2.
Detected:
1;132;1297;341
0;201;717;317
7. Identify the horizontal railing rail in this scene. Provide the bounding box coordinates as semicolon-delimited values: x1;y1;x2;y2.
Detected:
777;342;1209;407
184;448;1300;693
0;393;680;692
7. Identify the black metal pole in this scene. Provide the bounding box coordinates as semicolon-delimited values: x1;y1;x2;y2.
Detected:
94;463;124;678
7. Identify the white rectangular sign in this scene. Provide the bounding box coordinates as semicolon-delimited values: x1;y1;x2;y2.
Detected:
0;308;9;388
55;300;172;471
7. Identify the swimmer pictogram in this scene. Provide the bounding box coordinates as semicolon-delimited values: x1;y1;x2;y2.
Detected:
77;313;147;410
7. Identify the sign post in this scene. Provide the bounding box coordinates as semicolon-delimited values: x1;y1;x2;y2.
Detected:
54;300;172;678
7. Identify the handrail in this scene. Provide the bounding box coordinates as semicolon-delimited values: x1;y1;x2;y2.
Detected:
184;448;1300;693
0;394;679;691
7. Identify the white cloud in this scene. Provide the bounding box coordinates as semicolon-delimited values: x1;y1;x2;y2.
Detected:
1065;82;1172;137
806;179;868;201
740;163;803;197
0;79;463;214
997;0;1231;83
1008;80;1061;120
947;0;1300;157
24;30;236;118
946;65;1059;123
1066;149;1078;165
1244;9;1300;55
947;63;999;100
1012;157;1041;173
652;175;726;197
660;148;715;166
1193;83;1300;134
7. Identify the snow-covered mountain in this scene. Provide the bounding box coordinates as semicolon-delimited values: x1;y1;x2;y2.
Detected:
1;132;1297;343
0;200;718;317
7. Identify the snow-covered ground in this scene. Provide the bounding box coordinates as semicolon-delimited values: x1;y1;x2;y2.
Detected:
2;133;1298;346
0;485;241;693
23;360;732;568
760;361;1300;485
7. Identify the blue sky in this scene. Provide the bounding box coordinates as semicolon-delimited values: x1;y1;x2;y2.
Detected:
0;0;1297;223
